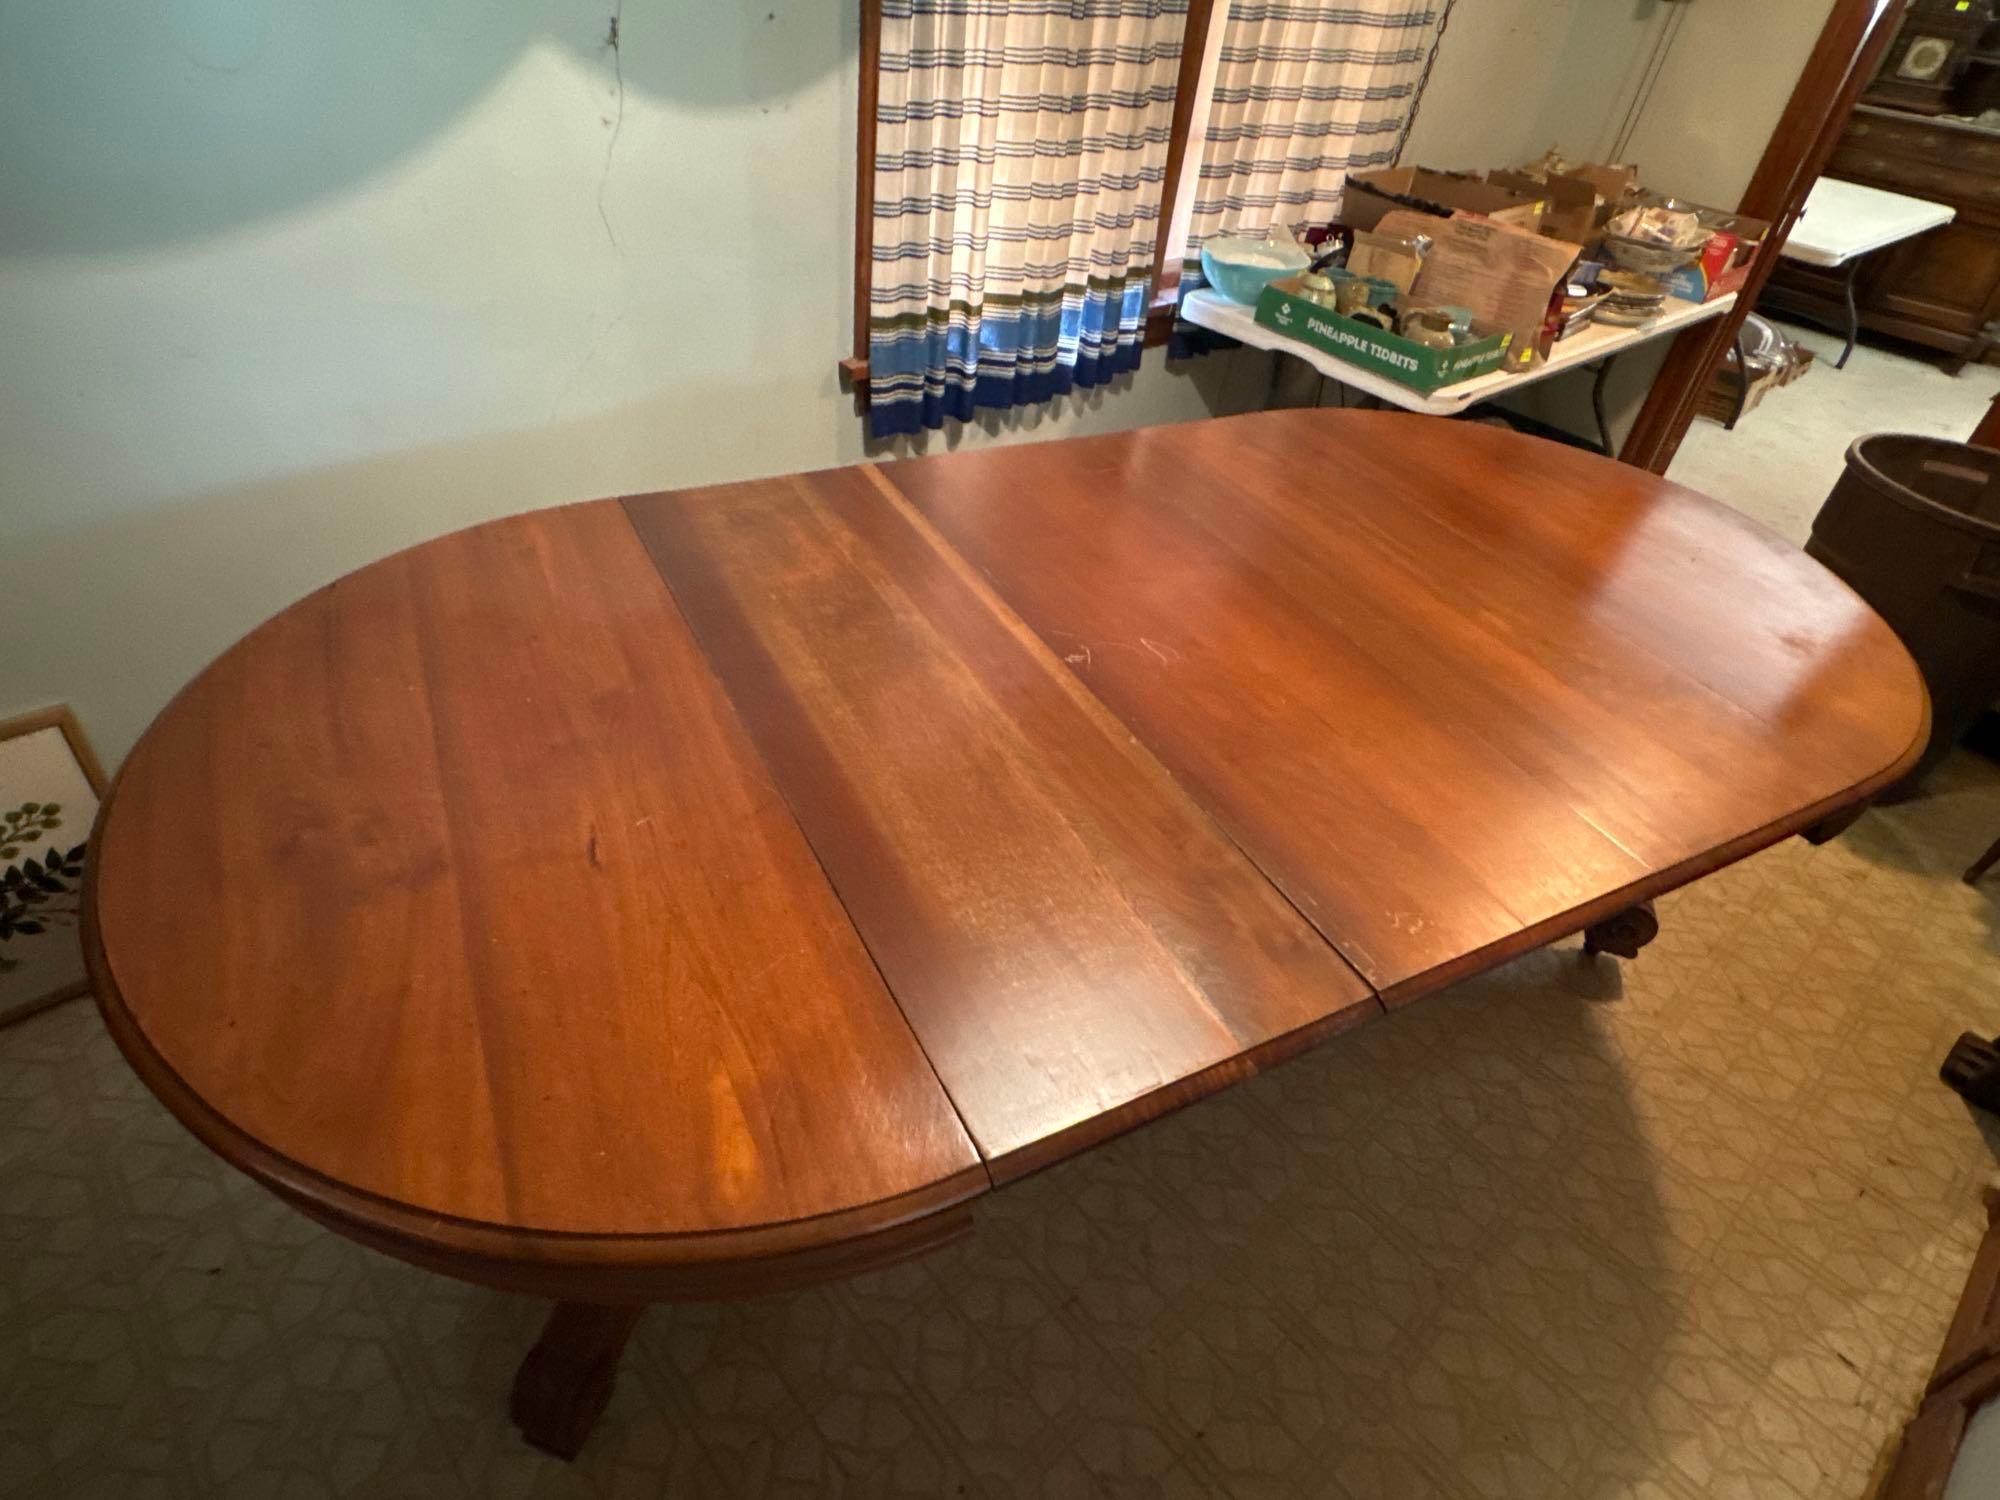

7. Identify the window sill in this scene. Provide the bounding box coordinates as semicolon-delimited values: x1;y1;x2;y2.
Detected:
838;356;869;411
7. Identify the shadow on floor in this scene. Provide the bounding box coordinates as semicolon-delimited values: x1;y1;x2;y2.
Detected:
4;942;1676;1498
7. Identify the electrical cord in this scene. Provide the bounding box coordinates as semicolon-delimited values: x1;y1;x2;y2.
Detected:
1610;0;1690;165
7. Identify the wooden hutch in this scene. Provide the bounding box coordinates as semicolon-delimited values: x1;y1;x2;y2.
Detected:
1764;0;2000;371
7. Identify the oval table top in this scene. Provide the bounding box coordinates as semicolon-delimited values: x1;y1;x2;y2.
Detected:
86;410;1928;1296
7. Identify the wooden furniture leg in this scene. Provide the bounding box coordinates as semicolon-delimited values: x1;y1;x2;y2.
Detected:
1836;254;1863;370
1967;833;2000;885
1581;900;1659;960
1973;388;2000;448
510;1302;646;1460
1942;1032;2000;1115
1945;323;1992;377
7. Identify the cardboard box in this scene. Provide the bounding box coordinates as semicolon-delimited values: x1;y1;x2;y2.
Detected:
1340;168;1545;234
1661;233;1752;302
1499;157;1641;232
1699;342;1815;423
1489;169;1598;245
1254;277;1513;392
1568;161;1642;212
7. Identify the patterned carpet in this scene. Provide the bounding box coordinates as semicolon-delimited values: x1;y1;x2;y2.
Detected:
3;745;1998;1499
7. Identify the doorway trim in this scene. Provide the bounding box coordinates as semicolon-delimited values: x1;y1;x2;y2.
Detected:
1618;0;1912;474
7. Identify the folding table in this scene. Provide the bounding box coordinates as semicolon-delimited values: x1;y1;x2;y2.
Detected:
1777;175;1957;369
1178;286;1737;454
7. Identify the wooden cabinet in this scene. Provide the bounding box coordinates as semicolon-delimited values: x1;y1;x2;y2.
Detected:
1873;220;2000;337
1765;105;2000;370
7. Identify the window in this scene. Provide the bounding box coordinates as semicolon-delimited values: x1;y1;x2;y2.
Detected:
850;0;1454;437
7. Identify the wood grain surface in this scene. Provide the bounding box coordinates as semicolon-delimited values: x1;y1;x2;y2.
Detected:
624;465;1375;1180
890;409;1929;1002
86;408;1927;1295
90;501;984;1256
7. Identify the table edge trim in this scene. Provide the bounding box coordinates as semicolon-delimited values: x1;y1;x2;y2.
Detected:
80;772;992;1296
1377;686;1932;1006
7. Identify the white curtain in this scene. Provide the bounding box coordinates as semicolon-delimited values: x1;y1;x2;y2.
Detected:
1182;0;1448;265
869;0;1190;437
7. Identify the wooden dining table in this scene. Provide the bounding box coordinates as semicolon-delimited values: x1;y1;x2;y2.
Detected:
82;410;1927;1458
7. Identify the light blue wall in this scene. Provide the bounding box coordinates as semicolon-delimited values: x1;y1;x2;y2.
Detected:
0;1;1262;764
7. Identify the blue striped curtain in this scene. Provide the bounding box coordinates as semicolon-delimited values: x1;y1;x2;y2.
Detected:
868;0;1190;439
1181;1;1446;283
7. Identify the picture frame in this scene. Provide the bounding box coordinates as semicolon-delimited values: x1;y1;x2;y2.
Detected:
0;705;107;1026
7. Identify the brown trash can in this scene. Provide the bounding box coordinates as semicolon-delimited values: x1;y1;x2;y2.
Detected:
1806;433;2000;796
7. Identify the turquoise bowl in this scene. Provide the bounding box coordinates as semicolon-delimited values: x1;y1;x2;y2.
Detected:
1200;236;1311;305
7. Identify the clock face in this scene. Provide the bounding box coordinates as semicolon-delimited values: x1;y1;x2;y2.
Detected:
1900;34;1956;81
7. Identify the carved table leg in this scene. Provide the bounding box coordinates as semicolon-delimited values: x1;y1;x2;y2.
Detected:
510;1301;646;1460
1941;1031;2000;1114
1582;900;1659;960
1965;833;2000;885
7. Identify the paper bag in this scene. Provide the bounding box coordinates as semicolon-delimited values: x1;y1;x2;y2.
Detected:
1348;227;1426;294
1410;215;1581;367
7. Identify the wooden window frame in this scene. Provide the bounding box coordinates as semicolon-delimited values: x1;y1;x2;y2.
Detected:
840;0;1220;402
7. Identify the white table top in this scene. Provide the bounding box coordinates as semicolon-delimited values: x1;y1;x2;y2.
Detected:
1179;288;1738;417
1779;177;1955;267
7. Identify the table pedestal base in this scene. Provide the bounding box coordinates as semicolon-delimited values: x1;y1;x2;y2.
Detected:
1801;804;1867;845
1582;901;1660;960
510;1302;646;1460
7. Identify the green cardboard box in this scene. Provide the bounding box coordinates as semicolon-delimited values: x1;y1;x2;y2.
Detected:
1253;277;1513;393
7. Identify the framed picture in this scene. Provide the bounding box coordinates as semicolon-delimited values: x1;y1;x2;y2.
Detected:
0;706;107;1026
